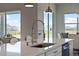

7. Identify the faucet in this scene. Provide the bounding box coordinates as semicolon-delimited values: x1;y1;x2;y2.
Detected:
31;20;45;44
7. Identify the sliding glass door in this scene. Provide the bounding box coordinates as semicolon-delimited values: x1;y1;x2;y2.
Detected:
0;11;21;56
6;11;21;38
44;11;54;43
6;11;21;56
0;11;21;38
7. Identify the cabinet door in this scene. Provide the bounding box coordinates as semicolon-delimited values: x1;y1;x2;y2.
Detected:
55;52;62;56
46;46;62;56
37;53;45;56
69;40;73;56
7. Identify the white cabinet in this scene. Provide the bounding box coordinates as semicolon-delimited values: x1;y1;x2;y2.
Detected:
46;46;62;56
68;34;79;49
37;53;45;56
36;40;73;56
69;40;73;56
37;46;62;56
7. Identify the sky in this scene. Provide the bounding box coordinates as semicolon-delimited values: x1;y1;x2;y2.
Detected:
65;14;78;28
44;12;52;25
65;14;78;23
7;13;21;28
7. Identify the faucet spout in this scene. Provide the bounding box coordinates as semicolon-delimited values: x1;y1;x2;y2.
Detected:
32;20;45;44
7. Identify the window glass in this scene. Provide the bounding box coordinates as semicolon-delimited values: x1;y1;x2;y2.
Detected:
64;14;77;23
64;13;77;34
65;24;77;34
44;12;53;43
6;11;21;38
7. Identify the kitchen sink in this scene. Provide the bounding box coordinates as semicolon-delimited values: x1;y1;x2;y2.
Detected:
31;43;55;48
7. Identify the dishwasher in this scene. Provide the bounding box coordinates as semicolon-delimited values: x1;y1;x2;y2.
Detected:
62;42;70;56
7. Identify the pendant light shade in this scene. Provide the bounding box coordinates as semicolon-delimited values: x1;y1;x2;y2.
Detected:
45;6;52;12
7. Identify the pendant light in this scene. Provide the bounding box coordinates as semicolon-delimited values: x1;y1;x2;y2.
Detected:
45;3;52;12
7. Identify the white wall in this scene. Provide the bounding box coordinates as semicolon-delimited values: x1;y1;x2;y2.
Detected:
37;3;56;20
56;3;79;34
0;3;37;41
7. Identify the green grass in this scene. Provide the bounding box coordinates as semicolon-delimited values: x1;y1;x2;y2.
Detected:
8;31;20;38
45;31;53;37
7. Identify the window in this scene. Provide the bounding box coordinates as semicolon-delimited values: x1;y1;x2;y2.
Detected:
44;11;54;43
6;11;21;38
0;11;21;38
64;13;79;34
0;11;21;55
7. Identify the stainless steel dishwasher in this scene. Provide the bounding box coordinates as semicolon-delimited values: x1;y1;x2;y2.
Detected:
62;42;70;56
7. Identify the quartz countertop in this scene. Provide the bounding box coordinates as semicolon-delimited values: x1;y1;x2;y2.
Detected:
21;38;73;56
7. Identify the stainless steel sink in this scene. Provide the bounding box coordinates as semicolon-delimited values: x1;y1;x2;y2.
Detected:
31;43;55;48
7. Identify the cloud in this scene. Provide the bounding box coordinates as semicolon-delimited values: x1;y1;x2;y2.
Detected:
65;18;77;23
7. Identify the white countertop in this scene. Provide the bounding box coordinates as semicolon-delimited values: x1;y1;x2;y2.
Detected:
0;38;73;56
0;42;21;56
21;38;73;56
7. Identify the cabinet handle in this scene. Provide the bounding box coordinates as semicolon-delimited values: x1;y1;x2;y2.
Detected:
53;50;58;53
44;52;46;56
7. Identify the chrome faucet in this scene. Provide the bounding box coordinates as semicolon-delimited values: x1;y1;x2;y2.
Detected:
31;20;45;44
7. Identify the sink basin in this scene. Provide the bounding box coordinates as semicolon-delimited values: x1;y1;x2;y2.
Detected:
31;43;55;48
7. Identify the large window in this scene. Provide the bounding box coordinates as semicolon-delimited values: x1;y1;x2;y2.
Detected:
6;11;21;38
44;11;54;43
64;13;79;34
0;11;21;56
0;11;21;38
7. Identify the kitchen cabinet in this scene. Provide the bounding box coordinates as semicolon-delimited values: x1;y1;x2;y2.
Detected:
37;41;73;56
21;39;73;56
46;46;62;56
69;40;73;56
37;53;45;56
68;34;79;49
37;46;62;56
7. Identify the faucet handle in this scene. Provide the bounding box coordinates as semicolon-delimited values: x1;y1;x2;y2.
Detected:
25;37;27;41
38;32;42;35
43;33;45;40
26;42;29;46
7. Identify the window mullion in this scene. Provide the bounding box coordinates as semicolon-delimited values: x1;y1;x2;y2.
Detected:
77;14;79;33
77;16;78;32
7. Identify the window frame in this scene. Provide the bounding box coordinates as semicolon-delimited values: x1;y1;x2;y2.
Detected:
43;11;54;43
64;13;79;34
